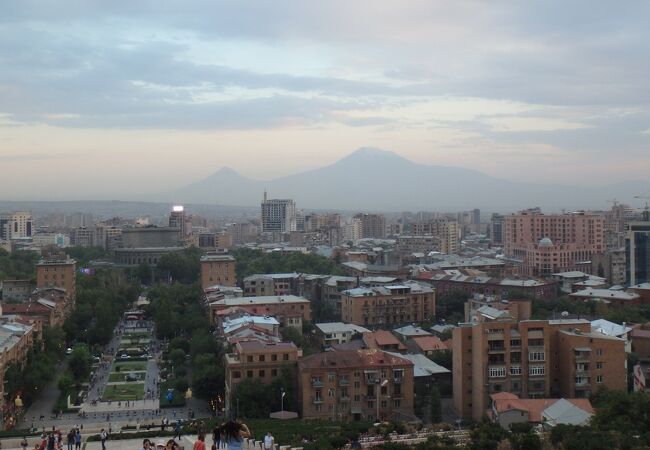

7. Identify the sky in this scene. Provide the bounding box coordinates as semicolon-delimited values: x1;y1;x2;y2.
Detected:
1;0;649;200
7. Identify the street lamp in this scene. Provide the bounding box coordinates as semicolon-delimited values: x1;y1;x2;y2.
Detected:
377;379;388;422
280;388;286;414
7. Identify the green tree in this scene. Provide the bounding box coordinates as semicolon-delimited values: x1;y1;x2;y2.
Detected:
68;344;92;381
430;387;441;423
58;373;74;394
468;419;507;450
281;326;304;347
43;326;66;356
192;353;224;400
169;348;186;369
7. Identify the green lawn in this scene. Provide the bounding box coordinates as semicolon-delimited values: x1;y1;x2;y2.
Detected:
102;383;145;401
114;361;147;371
108;371;146;382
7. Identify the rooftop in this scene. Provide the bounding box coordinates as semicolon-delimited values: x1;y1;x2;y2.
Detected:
315;322;370;334
299;348;413;370
385;352;450;377
214;295;310;306
411;335;449;352
591;319;632;337
393;325;432;337
200;254;236;262
363;330;407;351
570;288;640;302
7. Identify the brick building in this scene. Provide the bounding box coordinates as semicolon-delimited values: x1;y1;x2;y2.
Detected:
209;295;311;330
453;305;626;420
35;255;76;305
298;349;414;421
503;210;605;277
340;281;435;327
224;340;300;416
200;254;237;289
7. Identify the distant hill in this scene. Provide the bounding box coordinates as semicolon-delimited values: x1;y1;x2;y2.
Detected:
157;147;649;212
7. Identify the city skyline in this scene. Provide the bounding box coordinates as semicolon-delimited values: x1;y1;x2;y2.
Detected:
1;1;649;201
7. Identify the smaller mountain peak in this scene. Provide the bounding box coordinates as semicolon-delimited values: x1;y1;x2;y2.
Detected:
336;147;411;165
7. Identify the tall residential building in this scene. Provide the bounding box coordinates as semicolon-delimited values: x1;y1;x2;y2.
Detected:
490;214;505;246
340;281;435;327
200;254;237;289
354;213;386;239
298;349;415;421
229;222;258;245
261;192;297;233
503;210;605;276
0;212;33;240
626;221;650;285
169;205;187;237
70;227;95;247
591;250;626;285
453;305;626;420
406;219;460;254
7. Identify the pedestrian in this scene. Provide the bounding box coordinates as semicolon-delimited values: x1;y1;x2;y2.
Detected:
66;430;74;450
174;421;182;440
222;421;250;450
211;425;221;450
46;434;54;450
193;433;205;450
140;439;151;450
20;437;28;450
263;432;274;450
99;429;108;450
74;430;81;450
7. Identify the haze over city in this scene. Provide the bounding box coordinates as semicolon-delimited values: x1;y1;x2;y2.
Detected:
1;1;649;204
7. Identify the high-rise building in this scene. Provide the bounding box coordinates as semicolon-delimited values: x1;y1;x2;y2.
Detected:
0;212;33;240
626;221;650;285
261;192;297;233
70;227;95;247
453;302;626;420
169;205;187;237
406;219;460;254
490;213;505;246
503;210;605;276
354;213;386;239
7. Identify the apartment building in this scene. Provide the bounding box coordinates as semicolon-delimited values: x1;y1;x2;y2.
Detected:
626;221;650;285
225;340;300;415
340;281;435;327
453;305;626;420
209;295;311;330
200;254;237;289
0;212;33;240
243;273;299;297
503;210;605;276
406;219;460;254
35;255;77;303
298;349;414;421
261;193;297;233
354;214;386;239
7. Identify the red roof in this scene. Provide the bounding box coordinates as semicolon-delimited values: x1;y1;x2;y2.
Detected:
363;330;407;351
490;393;594;422
412;336;448;352
632;329;650;339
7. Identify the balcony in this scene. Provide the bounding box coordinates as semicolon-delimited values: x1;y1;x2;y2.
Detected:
338;379;350;387
487;345;506;354
393;377;403;384
365;394;377;400
575;382;591;390
365;378;380;385
340;395;350;402
312;380;324;388
312;397;323;404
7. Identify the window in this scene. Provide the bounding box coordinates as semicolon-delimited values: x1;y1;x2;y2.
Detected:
596;348;603;356
283;354;289;361
394;400;401;407
529;365;545;376
259;370;265;377
328;372;335;381
354;381;360;388
510;339;521;347
259;355;265;362
233;371;241;379
596;362;603;370
272;354;277;361
596;375;603;383
247;356;253;363
529;352;545;362
528;338;544;347
328;389;335;398
489;367;506;378
354;395;360;402
510;366;522;376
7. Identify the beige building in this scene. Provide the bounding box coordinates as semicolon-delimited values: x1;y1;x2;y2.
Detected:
406;219;460;254
225;340;300;415
0;211;33;240
453;304;627;420
200;254;237;289
209;295;311;330
341;281;435;327
298;349;415;421
36;255;77;304
243;273;299;297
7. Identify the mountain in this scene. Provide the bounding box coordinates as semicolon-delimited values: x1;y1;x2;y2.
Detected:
157;148;650;212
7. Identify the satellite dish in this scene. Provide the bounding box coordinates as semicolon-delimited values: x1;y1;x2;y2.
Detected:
561;311;569;317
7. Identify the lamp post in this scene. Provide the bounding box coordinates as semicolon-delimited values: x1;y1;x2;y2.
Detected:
281;388;286;414
377;379;388;422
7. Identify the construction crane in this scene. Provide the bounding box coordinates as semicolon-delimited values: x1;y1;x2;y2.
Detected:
634;194;650;221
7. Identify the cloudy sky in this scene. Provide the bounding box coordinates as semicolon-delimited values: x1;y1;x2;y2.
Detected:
1;1;649;200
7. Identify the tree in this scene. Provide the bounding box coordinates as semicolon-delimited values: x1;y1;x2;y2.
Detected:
43;326;66;356
430;387;441;423
281;326;304;347
69;344;92;381
468;419;507;450
192;353;224;400
58;373;74;394
169;349;186;369
508;423;541;450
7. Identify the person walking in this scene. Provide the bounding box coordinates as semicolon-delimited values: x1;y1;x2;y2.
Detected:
263;432;274;450
222;421;250;450
66;430;74;450
99;429;108;450
173;421;182;440
74;430;81;450
20;437;28;450
211;425;221;450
